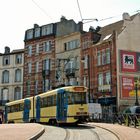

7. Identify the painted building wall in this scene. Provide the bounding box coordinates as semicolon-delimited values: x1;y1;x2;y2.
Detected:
0;48;24;110
116;13;140;110
55;32;81;86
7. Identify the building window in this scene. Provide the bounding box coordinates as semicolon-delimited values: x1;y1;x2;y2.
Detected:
44;79;50;91
98;73;103;86
14;87;22;100
65;59;76;72
2;70;9;83
43;59;50;70
105;72;111;85
15;69;21;82
97;51;101;66
34;28;40;38
28;62;32;74
43;41;52;52
64;39;79;51
26;29;33;39
102;49;106;65
42;24;53;36
15;54;22;64
36;44;39;54
106;48;111;64
1;88;9;101
3;56;10;65
27;45;32;56
83;55;88;69
35;62;39;73
83;76;87;87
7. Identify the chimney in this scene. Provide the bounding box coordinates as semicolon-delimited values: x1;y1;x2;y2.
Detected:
61;16;67;22
78;21;83;31
4;46;10;54
34;24;39;28
122;12;131;20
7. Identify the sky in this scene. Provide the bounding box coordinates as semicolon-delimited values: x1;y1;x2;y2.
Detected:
0;0;140;53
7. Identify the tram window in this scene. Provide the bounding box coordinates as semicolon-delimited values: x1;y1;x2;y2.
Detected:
7;106;11;113
67;92;74;104
44;97;47;107
73;92;86;104
19;103;24;111
41;97;47;107
51;95;56;106
47;96;52;106
11;106;15;112
14;104;19;112
74;93;81;104
81;93;86;104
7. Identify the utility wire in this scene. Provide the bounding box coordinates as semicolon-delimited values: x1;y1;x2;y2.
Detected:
31;0;53;20
76;0;83;21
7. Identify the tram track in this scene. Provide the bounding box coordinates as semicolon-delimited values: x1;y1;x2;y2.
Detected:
38;123;119;140
85;123;120;140
64;128;71;140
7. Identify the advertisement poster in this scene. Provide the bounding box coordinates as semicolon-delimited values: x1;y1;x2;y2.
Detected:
121;76;134;98
120;50;137;72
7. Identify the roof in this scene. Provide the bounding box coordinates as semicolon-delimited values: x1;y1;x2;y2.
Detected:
99;20;123;42
98;13;137;42
11;48;24;53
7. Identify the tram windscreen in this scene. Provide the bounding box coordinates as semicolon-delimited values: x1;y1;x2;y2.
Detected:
67;92;86;104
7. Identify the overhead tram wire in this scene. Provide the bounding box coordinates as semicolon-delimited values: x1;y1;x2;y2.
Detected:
76;0;83;22
31;0;53;21
76;1;140;25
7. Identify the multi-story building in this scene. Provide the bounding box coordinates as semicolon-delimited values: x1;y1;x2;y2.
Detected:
23;13;140;112
55;16;83;86
0;46;24;119
81;12;140;113
23;17;84;98
116;13;140;111
24;23;56;98
80;26;101;101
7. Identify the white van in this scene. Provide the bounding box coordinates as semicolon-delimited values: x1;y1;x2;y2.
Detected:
88;103;102;121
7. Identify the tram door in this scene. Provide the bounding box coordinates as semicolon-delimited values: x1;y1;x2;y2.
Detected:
23;99;30;122
36;96;41;122
56;89;68;122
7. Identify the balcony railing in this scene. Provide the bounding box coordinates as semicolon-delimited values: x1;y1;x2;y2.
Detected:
65;68;75;77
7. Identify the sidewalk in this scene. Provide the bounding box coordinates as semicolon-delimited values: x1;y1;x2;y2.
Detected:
0;123;45;140
88;122;140;140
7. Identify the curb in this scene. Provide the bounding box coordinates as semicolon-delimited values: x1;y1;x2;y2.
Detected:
29;126;45;140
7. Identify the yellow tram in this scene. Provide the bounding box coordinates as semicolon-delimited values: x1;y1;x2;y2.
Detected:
5;86;89;124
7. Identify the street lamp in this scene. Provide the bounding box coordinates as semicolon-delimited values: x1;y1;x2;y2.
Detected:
134;79;139;106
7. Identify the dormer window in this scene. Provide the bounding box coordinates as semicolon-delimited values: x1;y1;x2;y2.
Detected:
42;24;53;36
3;56;10;65
26;29;33;39
15;54;22;64
34;28;40;38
